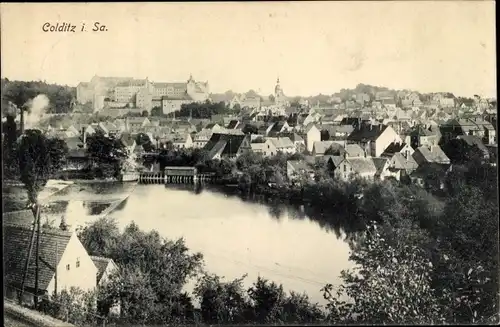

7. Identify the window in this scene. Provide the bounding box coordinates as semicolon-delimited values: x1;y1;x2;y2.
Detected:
66;264;70;271
76;258;80;268
343;164;346;172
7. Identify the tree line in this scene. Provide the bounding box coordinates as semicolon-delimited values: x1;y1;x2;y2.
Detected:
2;78;76;113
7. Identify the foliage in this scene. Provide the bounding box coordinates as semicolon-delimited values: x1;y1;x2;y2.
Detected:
194;274;324;325
17;129;68;203
194;274;252;324
323;223;446;325
78;218;204;325
85;131;128;179
2;115;20;179
175;100;229;119
242;123;258;134
441;138;485;165
1;79;75;113
150;106;163;117
39;287;101;326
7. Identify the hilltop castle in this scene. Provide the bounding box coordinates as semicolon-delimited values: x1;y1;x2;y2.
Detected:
77;74;210;113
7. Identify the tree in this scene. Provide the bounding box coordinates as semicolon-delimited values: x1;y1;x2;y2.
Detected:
18;129;68;204
85;131;128;179
150;106;163;117
141;110;149;117
323;223;446;325
242;124;258;135
193;274;251;324
77;217;120;257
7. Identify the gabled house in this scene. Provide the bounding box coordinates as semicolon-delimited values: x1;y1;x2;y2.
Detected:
347;124;402;157
4;224;98;305
381;142;419;180
305;124;321;152
327;153;378;181
192;129;214;148
412;145;450;166
267;121;290;136
90;256;120;315
265;137;296;155
226;120;241;130
203;133;251;160
279;132;306;152
126;117;151;132
172;133;193;149
312;141;343;156
90;256;119;287
119;132;137;154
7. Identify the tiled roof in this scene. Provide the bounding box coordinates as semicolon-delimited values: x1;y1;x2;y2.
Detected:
226;120;240;129
381;142;407;156
267;137;294;149
162;94;192;101
345;144;365;157
287;160;313;173
4;224;73;292
414;145;450;164
347;124;388;142
457;135;488;153
204;133;249;158
154;82;187;89
116;79;148;87
391;152;418;170
3;210;35;227
348;158;377;175
90;256;114;283
313;141;344;155
373;157;389;175
325;155;344;167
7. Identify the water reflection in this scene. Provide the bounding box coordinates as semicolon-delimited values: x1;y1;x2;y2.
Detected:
45;182;354;305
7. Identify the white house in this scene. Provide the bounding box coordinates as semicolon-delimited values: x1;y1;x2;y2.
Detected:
305;124;321;153
347;124;402;157
4;222;98;305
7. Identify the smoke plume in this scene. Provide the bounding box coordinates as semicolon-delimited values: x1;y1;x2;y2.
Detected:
24;94;50;129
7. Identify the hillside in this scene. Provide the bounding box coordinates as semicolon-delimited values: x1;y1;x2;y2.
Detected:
1;78;76;114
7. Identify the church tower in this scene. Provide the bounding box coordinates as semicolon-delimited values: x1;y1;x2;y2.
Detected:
274;77;285;106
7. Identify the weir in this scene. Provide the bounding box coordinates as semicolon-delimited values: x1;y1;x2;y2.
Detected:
138;167;217;185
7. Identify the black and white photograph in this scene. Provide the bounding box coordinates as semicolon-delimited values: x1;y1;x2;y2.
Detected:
1;2;498;326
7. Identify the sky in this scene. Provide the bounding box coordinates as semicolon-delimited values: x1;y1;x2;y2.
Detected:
0;2;496;98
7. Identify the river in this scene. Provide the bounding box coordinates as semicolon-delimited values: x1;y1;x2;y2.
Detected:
43;182;354;306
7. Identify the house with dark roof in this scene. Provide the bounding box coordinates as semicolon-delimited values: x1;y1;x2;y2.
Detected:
90;256;119;287
226;119;241;130
4;224;98;305
267;121;291;136
347;124;402;157
203;133;251;160
412;145;450;166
